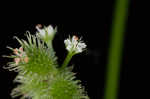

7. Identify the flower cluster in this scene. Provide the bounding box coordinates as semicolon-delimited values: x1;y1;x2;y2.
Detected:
64;35;87;54
36;24;57;44
13;47;29;65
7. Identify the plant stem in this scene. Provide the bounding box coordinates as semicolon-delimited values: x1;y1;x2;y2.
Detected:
104;0;129;99
61;52;74;70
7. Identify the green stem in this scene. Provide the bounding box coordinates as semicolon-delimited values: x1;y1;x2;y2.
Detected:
61;52;74;70
47;41;53;49
104;0;129;99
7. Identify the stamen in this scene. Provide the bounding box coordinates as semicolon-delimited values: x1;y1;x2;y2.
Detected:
73;35;79;40
36;24;42;29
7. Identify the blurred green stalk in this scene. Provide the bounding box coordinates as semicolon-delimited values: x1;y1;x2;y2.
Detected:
104;0;129;99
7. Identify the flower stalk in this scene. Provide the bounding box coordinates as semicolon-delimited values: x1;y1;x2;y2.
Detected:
104;0;129;99
60;52;74;70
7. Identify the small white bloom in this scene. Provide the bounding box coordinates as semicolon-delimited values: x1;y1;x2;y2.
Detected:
64;35;87;53
36;25;56;38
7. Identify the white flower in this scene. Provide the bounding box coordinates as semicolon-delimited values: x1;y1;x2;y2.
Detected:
64;35;87;53
36;25;56;40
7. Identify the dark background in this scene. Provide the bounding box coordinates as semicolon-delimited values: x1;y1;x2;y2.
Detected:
0;0;139;99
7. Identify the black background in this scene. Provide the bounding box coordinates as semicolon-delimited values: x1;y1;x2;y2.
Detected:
0;0;139;99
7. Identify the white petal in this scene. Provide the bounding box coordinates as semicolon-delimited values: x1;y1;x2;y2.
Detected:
64;39;71;45
66;45;72;51
47;25;54;35
36;26;46;37
39;30;46;37
36;26;41;31
77;43;86;49
76;47;82;53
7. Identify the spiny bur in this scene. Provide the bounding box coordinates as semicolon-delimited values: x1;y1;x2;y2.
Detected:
4;25;89;99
